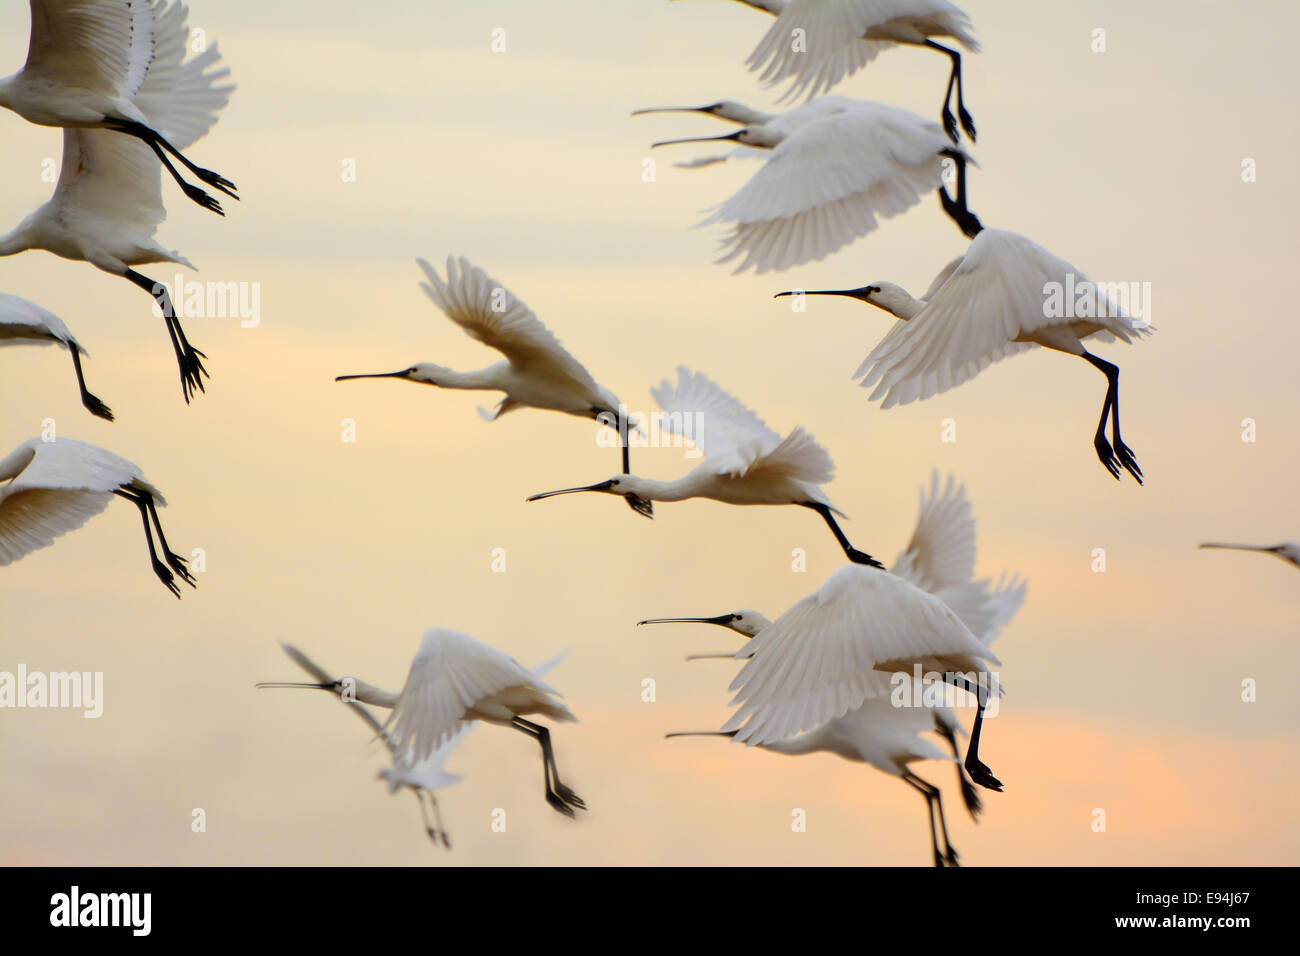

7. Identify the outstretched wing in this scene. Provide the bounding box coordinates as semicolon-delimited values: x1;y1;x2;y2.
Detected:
890;471;976;593
417;256;606;401
724;565;998;745
704;103;952;273
651;366;782;460
24;0;156;105
131;1;235;150
52;128;170;241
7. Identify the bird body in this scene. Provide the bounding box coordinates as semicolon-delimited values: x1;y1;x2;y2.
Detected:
757;695;954;774
0;435;193;595
0;292;113;418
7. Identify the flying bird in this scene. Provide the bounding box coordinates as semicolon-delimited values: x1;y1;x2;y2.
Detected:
643;470;1025;813
0;0;237;213
668;695;965;865
676;0;981;139
337;256;644;507
257;628;585;818
649;97;979;273
0;436;195;596
0;292;113;419
1199;541;1300;570
528;366;885;568
779;228;1154;482
0;6;236;404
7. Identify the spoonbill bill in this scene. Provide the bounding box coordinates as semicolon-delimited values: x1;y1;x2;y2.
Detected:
1199;541;1300;570
643;470;1025;808
0;293;113;420
528;366;885;568
0;436;195;596
649;98;980;273
0;0;237;213
779;228;1154;482
675;0;980;139
336;256;644;506
0;13;236;404
668;695;964;865
257;628;586;818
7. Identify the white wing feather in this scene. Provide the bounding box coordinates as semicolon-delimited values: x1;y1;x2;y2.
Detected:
890;470;975;593
0;293;81;351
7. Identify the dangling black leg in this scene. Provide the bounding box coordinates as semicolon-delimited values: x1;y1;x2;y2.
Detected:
950;675;1002;791
414;789;441;847
113;489;180;597
620;409;631;475
511;717;585;816
425;790;451;848
930;780;960;866
68;346;114;421
937;149;983;239
124;270;209;403
934;715;981;820
103;117;238;199
142;492;195;588
803;502;884;568
925;41;975;142
1082;351;1141;483
904;773;946;867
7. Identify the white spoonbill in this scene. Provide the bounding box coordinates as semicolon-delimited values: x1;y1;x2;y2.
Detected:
675;0;980;139
779;228;1154;483
528;366;885;567
669;695;964;865
258;642;460;848
717;563;1004;788
0;435;195;596
336;256;644;502
0;292;113;420
256;627;585;818
1199;541;1300;570
650;98;980;273
0;13;234;404
0;0;237;213
642;470;1025;805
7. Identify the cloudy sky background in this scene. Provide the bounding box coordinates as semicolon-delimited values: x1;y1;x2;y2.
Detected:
1;0;1297;864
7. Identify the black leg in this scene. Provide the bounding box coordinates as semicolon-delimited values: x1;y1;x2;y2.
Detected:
104;117;238;198
937;149;983;238
1082;352;1143;483
934;715;981;820
1082;352;1142;483
511;717;585;816
113;489;180;598
904;773;946;867
620;410;631;475
929;778;960;866
124;269;209;403
925;41;975;142
68;346;114;421
803;502;884;568
143;493;196;588
950;675;1002;792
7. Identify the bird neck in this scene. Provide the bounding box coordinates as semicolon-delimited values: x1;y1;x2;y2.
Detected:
435;365;507;391
760;731;822;756
623;474;698;503
0;77;15;111
0;442;35;483
346;679;399;709
0;225;30;258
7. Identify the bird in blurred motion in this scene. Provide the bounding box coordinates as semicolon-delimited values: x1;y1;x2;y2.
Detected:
0;3;236;404
257;628;585;818
676;0;980;138
528;366;885;567
0;293;113;420
0;435;195;596
0;0;237;212
1199;541;1300;570
336;256;644;506
780;228;1154;483
648;97;979;273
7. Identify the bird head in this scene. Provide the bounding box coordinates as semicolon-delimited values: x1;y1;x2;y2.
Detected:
335;362;449;386
651;125;783;151
638;609;770;636
527;475;654;519
632;100;770;125
776;282;913;318
1277;543;1300;567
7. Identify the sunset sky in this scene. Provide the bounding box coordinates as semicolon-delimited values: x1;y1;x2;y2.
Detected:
1;0;1297;865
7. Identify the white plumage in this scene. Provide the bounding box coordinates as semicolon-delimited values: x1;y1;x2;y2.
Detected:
653;98;974;273
0;435;194;596
0;292;112;419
